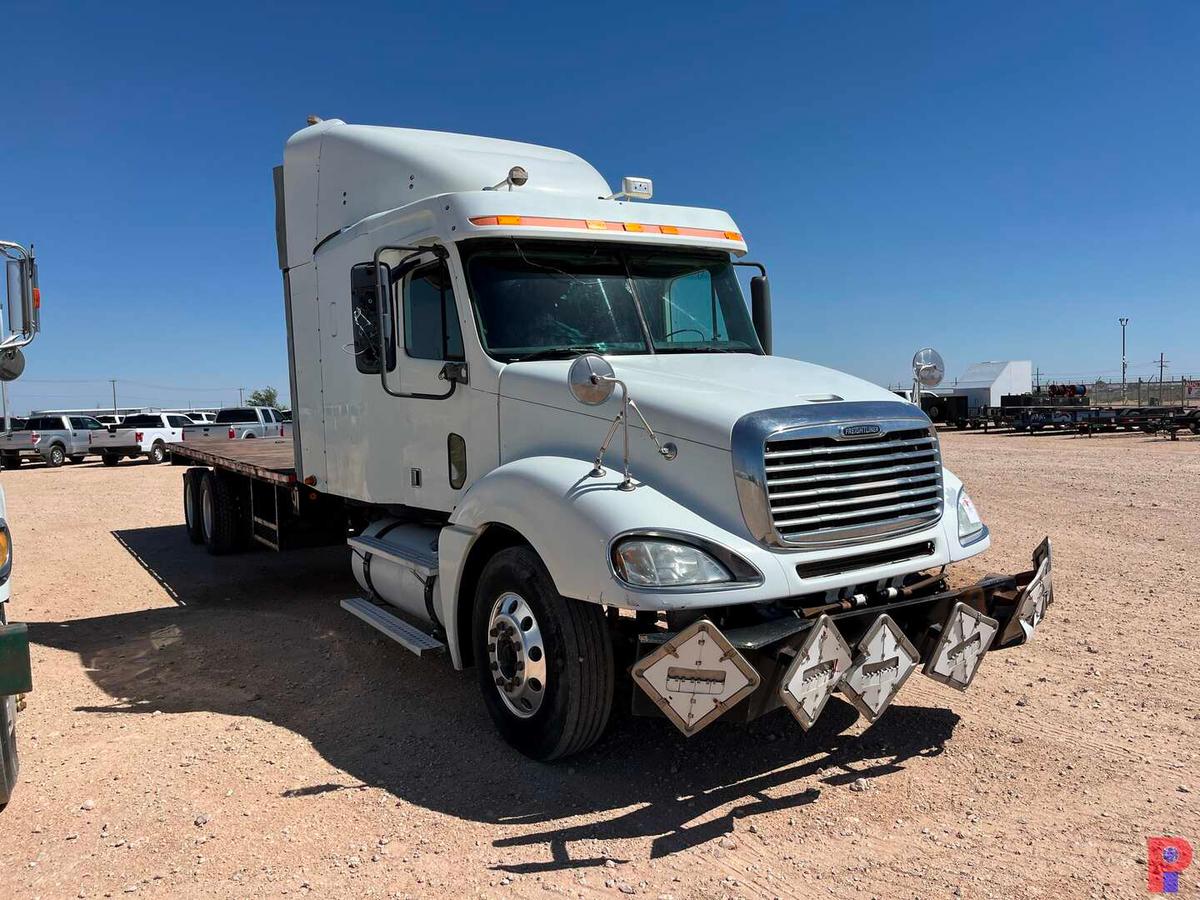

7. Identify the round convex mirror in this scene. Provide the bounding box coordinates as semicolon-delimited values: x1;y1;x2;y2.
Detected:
567;354;615;406
0;349;25;382
912;347;945;388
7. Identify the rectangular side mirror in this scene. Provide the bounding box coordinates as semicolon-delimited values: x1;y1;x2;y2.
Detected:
750;274;772;355
2;242;39;349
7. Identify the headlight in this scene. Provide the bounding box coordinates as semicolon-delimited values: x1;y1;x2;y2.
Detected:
0;520;10;584
957;488;985;544
613;538;732;587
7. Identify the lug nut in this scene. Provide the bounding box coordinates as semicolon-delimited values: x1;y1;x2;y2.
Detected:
495;677;505;687
487;642;496;653
515;661;524;671
511;676;522;687
489;627;499;637
490;661;499;671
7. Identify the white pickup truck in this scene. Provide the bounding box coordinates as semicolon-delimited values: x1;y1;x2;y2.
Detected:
90;412;196;466
180;406;290;441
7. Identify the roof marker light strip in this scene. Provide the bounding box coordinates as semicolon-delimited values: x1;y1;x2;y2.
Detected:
468;216;742;242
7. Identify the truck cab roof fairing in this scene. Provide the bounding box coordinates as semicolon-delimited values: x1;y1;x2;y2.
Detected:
282;120;612;267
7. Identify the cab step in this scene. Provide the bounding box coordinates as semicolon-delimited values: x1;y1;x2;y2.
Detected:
340;597;446;657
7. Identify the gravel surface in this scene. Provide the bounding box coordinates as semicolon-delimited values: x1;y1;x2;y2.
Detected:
0;431;1196;899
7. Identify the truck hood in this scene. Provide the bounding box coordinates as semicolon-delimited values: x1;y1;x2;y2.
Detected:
499;353;905;449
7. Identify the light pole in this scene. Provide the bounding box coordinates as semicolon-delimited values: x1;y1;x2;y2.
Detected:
1118;317;1129;404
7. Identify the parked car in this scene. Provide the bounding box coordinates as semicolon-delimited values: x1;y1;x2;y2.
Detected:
184;412;216;424
90;412;195;466
1;415;103;468
180;406;290;441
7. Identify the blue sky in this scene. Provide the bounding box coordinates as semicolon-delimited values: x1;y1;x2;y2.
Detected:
1;1;1196;412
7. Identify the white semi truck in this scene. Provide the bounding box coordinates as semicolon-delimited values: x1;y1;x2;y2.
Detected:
1;239;41;808
169;119;1053;760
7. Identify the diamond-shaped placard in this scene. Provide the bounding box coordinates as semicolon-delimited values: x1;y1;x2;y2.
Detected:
839;614;919;722
778;615;853;730
924;602;999;691
632;619;760;736
1001;538;1053;646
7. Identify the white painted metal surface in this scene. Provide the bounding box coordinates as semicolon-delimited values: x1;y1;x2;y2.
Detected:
778;615;853;730
631;619;760;735
923;602;999;690
839;614;920;722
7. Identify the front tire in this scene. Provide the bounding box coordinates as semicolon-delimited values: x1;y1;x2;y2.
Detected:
473;546;613;761
46;445;65;468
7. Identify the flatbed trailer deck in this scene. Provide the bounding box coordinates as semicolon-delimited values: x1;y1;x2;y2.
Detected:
167;439;297;485
167;439;343;552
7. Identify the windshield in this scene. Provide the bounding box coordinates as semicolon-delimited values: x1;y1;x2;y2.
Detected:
460;239;762;362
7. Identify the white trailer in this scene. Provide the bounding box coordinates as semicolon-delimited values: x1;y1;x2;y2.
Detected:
170;119;1053;760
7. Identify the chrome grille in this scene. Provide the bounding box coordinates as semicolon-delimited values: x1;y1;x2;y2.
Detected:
763;425;943;546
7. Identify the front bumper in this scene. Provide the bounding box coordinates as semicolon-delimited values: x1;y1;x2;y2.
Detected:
631;537;1052;733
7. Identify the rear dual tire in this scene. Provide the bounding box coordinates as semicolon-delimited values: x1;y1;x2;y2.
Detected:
473;547;613;761
182;468;205;544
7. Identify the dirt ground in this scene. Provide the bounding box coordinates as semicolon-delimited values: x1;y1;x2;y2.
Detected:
0;430;1196;899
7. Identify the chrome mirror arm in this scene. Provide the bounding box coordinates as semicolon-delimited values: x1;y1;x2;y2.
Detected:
588;374;676;491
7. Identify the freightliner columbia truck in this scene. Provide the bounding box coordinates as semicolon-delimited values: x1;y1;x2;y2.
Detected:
1;239;40;807
169;119;1053;760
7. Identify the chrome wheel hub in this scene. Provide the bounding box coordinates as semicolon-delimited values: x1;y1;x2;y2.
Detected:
487;592;547;718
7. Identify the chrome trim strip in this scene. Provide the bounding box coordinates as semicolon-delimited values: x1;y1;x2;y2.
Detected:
764;435;935;459
771;484;942;516
731;401;943;550
769;473;940;500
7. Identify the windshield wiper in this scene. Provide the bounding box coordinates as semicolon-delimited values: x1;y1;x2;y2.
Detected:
510;345;608;363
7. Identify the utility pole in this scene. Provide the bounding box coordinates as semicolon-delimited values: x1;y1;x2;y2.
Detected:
1118;318;1129;404
1159;352;1166;384
110;379;118;417
238;387;245;405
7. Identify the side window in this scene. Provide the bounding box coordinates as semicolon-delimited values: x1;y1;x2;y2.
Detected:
84;418;104;430
664;270;725;344
404;262;463;361
69;417;88;429
350;262;395;374
167;416;190;428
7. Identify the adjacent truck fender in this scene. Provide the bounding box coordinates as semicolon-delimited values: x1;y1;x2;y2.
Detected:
437;455;793;669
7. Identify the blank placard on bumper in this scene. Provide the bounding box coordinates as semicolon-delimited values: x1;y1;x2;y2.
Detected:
924;602;998;691
778;615;853;730
839;614;919;722
632;619;760;736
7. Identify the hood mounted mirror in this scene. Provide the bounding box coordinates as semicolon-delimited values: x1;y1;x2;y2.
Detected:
566;353;677;490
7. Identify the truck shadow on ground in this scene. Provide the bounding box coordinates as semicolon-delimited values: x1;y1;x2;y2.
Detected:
28;524;960;871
